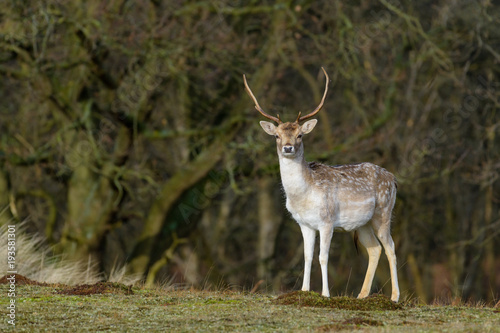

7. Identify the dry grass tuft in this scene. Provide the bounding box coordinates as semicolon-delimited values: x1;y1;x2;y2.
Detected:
1;224;101;284
1;224;141;285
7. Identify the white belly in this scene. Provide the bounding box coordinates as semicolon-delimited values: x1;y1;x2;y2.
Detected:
286;191;375;232
333;197;375;232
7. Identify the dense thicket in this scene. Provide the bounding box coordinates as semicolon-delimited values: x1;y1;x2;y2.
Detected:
1;0;499;302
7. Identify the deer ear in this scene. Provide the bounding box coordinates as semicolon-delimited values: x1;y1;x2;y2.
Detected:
259;121;277;136
301;119;318;134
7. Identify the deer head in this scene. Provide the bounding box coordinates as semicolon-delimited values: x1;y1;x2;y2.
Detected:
243;68;329;158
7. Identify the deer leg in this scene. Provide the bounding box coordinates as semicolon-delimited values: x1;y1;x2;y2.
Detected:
373;219;400;302
356;225;382;299
318;225;334;297
300;224;316;292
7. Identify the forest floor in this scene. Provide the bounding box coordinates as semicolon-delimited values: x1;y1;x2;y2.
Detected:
1;275;499;332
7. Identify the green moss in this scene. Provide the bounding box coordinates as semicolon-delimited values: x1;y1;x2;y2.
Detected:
204;298;243;305
275;291;404;311
1;284;498;332
56;282;134;296
317;317;384;331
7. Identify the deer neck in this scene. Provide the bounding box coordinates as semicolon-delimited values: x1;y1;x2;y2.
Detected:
277;148;311;197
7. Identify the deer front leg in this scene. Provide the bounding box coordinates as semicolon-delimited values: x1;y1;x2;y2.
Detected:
299;224;316;292
319;225;334;297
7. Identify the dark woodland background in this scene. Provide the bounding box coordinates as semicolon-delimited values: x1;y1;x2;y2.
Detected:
0;0;499;303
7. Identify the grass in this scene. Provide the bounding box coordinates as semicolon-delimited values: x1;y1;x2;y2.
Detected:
1;276;499;332
275;291;403;311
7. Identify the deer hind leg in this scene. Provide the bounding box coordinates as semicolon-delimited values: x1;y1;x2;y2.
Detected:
356;224;382;299
372;213;400;302
318;224;334;297
299;224;316;292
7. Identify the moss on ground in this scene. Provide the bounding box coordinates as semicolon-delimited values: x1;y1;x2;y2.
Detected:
316;316;384;331
275;291;403;311
56;281;134;296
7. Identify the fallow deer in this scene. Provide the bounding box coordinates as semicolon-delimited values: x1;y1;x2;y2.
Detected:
243;68;400;302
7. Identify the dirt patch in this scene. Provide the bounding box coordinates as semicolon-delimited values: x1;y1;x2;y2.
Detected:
275;291;403;311
0;274;50;286
56;282;133;296
0;274;133;296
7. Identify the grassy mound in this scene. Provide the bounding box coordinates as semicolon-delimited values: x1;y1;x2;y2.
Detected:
275;291;403;311
1;274;133;296
56;282;134;295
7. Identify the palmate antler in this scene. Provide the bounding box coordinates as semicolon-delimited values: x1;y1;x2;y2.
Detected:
243;67;329;124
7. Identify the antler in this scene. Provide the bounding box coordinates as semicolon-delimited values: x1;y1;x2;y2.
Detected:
296;67;329;123
243;74;282;124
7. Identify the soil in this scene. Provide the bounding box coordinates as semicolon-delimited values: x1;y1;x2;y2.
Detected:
0;273;50;286
0;274;133;295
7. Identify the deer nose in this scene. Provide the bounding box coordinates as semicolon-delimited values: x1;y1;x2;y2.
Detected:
283;145;294;154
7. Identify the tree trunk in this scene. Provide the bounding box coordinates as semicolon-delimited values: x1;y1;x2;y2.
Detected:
257;176;281;280
0;170;13;225
127;131;236;276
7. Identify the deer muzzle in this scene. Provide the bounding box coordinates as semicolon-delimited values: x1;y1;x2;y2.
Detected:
282;145;295;155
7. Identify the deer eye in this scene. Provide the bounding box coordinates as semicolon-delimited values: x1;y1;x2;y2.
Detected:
297;134;303;139
275;135;280;139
